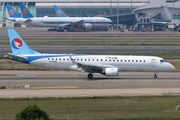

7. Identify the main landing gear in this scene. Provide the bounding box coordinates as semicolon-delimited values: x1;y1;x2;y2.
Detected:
154;72;158;79
87;73;93;79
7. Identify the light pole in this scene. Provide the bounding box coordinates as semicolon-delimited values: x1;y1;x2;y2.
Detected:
110;0;112;16
172;0;174;19
117;0;119;31
131;0;133;13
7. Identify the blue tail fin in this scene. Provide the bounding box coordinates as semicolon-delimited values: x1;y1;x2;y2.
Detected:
6;4;21;18
8;29;41;55
42;11;48;17
18;2;34;18
53;5;68;17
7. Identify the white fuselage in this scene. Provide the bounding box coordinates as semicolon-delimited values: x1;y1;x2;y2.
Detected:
20;54;175;73
12;17;113;28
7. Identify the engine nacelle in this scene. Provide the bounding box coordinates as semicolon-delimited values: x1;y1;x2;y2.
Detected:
82;23;92;31
102;68;118;76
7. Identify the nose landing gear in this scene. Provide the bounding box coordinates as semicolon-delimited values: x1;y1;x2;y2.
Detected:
154;72;158;79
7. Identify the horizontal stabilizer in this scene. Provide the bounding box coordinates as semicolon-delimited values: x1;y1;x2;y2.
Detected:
4;53;27;61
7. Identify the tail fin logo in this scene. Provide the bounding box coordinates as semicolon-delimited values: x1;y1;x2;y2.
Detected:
12;38;23;49
9;10;14;16
22;9;28;16
56;10;61;16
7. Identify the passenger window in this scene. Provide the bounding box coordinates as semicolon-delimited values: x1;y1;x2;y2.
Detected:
136;60;138;62
144;60;145;62
128;60;130;62
132;60;134;62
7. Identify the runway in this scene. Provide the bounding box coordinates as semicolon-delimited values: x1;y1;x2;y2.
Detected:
0;70;180;98
0;28;180;98
1;27;180;54
1;45;180;54
1;27;180;36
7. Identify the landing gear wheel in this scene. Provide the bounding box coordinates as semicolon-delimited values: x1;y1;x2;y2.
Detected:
87;73;93;79
154;72;158;79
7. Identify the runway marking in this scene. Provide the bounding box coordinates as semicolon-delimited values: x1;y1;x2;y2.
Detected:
24;85;30;88
31;86;78;89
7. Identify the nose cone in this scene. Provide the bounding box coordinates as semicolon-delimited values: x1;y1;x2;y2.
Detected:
107;18;113;25
168;63;176;71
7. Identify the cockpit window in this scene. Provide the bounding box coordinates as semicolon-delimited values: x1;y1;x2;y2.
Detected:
160;59;165;62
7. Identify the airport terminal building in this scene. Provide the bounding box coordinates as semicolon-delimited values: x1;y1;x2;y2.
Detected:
0;0;151;27
1;0;180;31
134;0;180;31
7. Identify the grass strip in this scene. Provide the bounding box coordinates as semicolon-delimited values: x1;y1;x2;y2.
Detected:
0;96;180;120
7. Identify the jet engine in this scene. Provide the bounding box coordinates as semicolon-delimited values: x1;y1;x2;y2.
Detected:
102;68;118;76
81;23;93;31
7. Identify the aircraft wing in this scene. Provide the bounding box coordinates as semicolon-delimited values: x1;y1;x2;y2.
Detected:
65;20;84;27
23;19;32;23
6;18;16;22
4;53;27;61
69;55;116;73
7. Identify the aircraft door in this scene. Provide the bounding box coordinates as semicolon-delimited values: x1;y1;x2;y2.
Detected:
151;59;156;67
41;57;45;65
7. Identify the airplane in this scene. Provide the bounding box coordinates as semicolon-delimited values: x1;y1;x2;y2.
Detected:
6;4;30;26
5;29;175;79
6;3;113;32
53;5;68;17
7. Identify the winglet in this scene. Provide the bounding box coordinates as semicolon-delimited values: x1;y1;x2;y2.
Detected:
69;54;77;64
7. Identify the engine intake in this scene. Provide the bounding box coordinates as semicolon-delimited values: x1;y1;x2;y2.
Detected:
81;23;92;31
102;68;118;76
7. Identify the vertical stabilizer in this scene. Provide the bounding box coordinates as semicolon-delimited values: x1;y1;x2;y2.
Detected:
18;2;34;18
6;4;21;18
8;29;40;55
53;5;68;17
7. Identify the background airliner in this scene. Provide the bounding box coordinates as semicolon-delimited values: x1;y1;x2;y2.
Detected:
5;29;175;79
53;5;68;17
6;3;113;32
